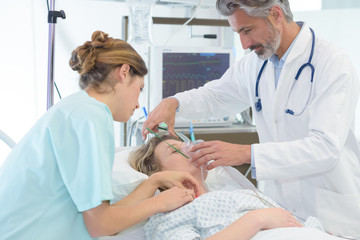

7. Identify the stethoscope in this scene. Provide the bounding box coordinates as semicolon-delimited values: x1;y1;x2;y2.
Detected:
255;28;315;116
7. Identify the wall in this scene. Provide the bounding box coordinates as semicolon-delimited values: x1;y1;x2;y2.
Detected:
0;0;130;163
0;0;228;163
1;2;360;164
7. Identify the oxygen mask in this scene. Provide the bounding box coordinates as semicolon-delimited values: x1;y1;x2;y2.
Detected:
180;140;209;191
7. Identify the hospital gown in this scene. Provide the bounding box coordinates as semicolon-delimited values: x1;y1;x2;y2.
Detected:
144;189;324;240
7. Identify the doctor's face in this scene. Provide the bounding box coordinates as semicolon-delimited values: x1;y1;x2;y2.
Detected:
154;140;205;178
228;9;281;60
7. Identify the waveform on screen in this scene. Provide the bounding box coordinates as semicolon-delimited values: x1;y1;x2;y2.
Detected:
162;52;230;98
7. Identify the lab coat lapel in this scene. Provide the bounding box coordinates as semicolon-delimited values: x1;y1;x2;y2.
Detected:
258;62;277;136
272;24;313;127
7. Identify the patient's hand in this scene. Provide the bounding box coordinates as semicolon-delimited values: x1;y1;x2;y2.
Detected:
154;187;195;213
249;208;303;230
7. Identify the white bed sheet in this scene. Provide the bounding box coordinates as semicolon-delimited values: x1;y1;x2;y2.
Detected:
100;227;343;240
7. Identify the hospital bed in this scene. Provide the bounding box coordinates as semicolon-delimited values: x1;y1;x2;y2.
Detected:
0;130;16;149
99;147;345;240
0;130;16;166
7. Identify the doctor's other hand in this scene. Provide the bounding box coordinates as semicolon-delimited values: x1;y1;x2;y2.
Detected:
188;140;251;170
151;171;201;198
153;187;195;213
141;98;179;140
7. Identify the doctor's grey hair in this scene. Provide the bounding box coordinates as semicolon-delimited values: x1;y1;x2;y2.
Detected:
216;0;293;23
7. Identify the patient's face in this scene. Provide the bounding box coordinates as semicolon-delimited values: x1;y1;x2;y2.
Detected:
155;140;201;176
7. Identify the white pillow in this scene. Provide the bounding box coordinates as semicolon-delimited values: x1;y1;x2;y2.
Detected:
110;146;148;204
110;146;256;205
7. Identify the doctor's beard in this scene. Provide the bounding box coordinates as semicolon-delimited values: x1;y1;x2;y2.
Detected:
251;21;281;60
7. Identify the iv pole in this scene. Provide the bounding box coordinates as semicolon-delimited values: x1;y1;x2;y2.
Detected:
46;0;65;110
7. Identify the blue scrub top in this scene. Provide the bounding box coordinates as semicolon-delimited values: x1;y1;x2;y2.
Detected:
0;91;115;240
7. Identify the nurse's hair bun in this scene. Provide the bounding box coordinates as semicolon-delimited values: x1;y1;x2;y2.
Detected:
69;31;113;75
68;30;147;91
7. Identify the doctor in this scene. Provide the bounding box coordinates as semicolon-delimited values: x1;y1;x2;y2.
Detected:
142;0;360;238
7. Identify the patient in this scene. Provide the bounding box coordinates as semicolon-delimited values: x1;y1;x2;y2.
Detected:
129;135;339;240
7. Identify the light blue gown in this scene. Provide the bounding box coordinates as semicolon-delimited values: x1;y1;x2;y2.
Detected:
0;91;114;240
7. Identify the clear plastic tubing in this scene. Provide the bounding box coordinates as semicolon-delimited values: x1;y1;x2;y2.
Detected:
182;140;209;191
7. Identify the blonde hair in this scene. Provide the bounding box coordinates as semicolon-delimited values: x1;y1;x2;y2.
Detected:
129;135;178;176
69;30;148;92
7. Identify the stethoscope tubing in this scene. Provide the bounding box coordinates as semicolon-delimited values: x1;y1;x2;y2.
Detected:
255;28;315;115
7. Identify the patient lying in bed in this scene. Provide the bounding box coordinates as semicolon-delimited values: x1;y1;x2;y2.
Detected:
129;134;341;240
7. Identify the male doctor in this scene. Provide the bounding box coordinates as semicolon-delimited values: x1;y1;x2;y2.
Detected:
142;0;360;238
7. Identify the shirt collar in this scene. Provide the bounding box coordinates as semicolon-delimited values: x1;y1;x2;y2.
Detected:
269;22;304;66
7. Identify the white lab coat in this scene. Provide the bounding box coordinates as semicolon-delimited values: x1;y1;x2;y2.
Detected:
174;23;360;238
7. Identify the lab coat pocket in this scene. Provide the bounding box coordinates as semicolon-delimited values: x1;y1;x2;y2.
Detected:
316;187;360;238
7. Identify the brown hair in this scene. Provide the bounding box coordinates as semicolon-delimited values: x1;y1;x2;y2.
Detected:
129;134;178;176
69;30;148;92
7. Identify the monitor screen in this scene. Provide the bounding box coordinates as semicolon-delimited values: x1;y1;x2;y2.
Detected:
150;46;234;110
162;52;231;98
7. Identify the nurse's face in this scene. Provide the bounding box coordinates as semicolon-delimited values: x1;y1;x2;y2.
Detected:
114;73;144;122
228;9;281;60
154;139;205;179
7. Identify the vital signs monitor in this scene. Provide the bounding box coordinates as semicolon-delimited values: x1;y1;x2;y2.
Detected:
150;46;234;127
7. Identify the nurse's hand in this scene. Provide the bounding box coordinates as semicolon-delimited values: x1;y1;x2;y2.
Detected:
188;140;251;170
154;187;195;213
151;171;201;198
141;98;179;140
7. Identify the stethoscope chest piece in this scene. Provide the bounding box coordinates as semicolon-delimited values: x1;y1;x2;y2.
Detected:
255;98;262;112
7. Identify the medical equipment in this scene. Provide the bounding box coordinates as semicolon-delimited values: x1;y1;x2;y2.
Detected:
142;106;148;119
181;139;211;192
189;122;195;141
146;127;190;159
147;125;210;191
46;0;66;109
157;124;189;142
0;130;16;149
149;45;234;112
150;46;235;128
0;130;15;165
255;28;315;116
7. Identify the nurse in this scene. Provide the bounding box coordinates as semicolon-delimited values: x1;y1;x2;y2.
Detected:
0;31;199;240
142;0;360;238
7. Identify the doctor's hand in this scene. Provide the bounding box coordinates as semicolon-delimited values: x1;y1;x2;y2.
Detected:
151;171;201;198
141;98;179;140
188;140;251;170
